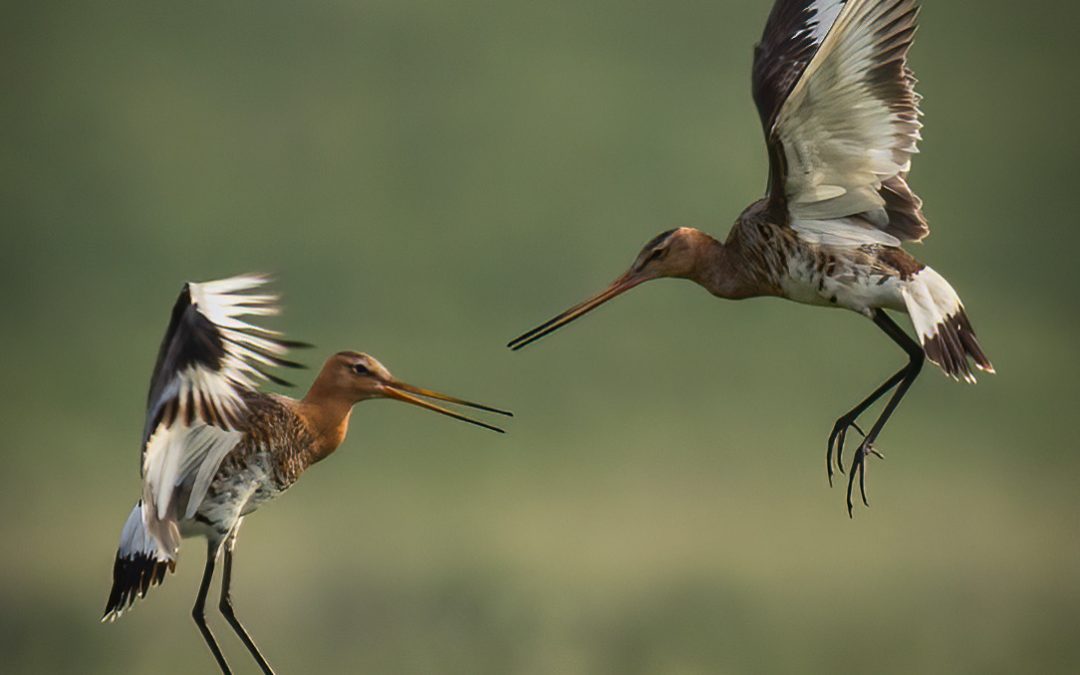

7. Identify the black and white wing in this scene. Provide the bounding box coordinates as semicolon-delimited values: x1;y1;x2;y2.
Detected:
139;275;305;554
752;0;927;245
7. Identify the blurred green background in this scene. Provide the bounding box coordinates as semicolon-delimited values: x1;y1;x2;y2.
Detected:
4;0;1078;673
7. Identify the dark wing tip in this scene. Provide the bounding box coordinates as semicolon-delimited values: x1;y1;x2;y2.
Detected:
143;275;307;444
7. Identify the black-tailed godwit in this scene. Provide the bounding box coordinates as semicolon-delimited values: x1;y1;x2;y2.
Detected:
508;0;992;514
103;274;510;674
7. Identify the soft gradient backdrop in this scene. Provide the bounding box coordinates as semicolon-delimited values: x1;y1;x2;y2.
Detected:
4;1;1078;673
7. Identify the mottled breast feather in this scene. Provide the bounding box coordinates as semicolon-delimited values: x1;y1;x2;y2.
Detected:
225;392;318;494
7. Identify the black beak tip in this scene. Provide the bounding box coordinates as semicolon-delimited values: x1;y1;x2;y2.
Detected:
509;338;532;352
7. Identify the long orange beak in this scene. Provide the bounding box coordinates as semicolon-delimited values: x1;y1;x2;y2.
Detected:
381;380;512;433
507;272;645;351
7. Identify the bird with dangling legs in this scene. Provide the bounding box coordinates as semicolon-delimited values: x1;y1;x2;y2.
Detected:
508;0;993;515
102;274;511;674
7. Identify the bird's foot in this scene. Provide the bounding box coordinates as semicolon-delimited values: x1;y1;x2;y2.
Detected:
845;440;884;517
827;416;865;486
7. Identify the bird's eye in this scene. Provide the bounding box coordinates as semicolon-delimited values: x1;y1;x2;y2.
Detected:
352;364;370;375
647;247;667;263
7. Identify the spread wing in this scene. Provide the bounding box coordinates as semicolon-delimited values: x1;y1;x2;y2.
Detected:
752;0;927;245
139;275;306;553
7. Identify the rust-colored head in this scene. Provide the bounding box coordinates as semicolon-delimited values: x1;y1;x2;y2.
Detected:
307;351;511;432
507;227;720;350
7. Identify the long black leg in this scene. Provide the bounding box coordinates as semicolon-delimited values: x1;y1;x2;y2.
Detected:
827;368;905;483
193;544;231;675
844;310;925;516
219;539;276;674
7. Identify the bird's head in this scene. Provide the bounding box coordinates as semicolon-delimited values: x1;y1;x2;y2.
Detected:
508;227;718;350
627;227;713;280
312;351;510;432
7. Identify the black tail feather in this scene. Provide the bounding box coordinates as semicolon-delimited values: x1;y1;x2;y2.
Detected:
922;308;994;382
102;552;175;621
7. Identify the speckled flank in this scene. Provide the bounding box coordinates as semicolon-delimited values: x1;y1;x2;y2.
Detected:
191;392;318;541
728;201;919;315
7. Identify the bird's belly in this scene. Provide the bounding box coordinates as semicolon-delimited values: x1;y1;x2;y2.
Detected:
782;256;906;314
780;273;835;308
187;452;287;533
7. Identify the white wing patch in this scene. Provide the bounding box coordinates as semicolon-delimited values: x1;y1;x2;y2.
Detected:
143;423;244;525
163;275;288;428
775;0;922;224
805;0;846;44
791;217;901;247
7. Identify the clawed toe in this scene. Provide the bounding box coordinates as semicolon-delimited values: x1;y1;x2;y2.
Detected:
845;440;883;517
827;417;865;486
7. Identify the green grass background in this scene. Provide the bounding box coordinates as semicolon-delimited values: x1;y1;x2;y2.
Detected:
3;1;1078;672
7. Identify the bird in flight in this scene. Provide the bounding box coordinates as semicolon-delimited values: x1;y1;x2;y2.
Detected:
508;0;993;514
102;275;510;674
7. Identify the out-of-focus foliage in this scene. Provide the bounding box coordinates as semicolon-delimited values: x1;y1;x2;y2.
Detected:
3;1;1077;673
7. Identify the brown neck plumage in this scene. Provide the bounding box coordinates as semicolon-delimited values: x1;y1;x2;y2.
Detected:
297;380;356;464
687;231;758;300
